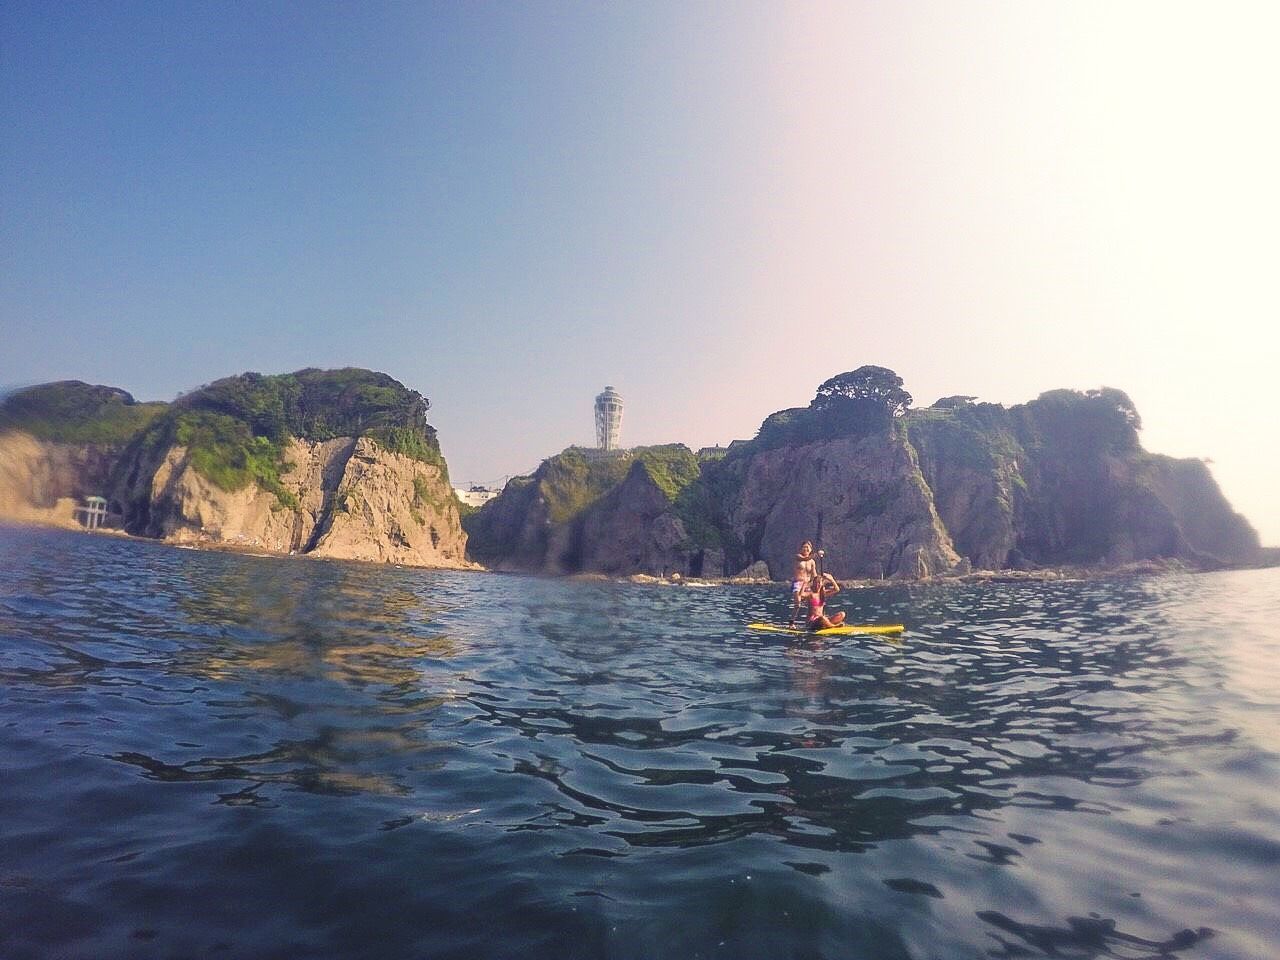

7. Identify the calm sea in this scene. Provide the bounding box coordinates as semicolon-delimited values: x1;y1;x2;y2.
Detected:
1;525;1277;960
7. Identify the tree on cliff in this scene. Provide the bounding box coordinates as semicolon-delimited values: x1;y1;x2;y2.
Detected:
812;366;913;417
931;395;978;410
1028;387;1142;452
808;365;913;436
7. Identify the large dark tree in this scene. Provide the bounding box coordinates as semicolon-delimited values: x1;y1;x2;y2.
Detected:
1027;387;1143;452
812;365;913;417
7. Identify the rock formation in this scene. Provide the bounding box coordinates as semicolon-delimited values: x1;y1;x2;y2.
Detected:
465;370;1261;579
575;460;697;576
1;370;471;569
909;391;1260;570
4;367;1261;579
727;430;962;580
0;432;117;527
0;381;162;528
114;435;466;565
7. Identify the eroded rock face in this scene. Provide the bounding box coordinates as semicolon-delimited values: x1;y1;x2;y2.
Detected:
907;418;1022;570
1141;456;1258;564
311;438;467;566
121;438;343;550
0;431;120;527
910;404;1261;570
462;474;556;572
729;431;964;580
115;436;469;567
575;462;694;577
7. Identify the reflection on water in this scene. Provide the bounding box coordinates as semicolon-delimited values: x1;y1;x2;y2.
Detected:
1;525;1278;960
977;911;1214;959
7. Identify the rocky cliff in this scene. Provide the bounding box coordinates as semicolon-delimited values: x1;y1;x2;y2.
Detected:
0;381;166;528
909;390;1260;569
465;430;964;580
727;429;962;580
463;446;696;575
575;459;698;576
0;431;118;527
117;435;466;565
466;368;1260;579
1;370;471;568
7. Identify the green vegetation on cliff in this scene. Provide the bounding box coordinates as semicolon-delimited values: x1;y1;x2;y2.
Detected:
751;365;911;451
174;368;441;456
1015;387;1142;456
167;410;299;510
466;367;1260;576
537;448;634;524
462;442;749;571
906;398;1024;476
130;368;443;508
634;444;744;552
504;444;703;527
0;381;167;444
633;445;701;501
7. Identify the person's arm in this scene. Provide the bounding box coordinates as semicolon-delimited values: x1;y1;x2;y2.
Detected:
823;575;840;595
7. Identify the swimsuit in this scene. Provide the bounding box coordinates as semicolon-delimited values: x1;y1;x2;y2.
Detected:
807;591;824;627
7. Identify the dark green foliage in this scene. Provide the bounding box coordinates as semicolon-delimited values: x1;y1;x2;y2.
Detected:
464;444;748;570
135;368;440;509
672;455;746;561
744;367;915;452
906;402;1021;473
177;368;437;451
813;365;912;417
0;381;166;444
1004;388;1145;563
750;401;889;451
1020;387;1142;454
931;395;978;410
461;474;536;565
752;408;809;449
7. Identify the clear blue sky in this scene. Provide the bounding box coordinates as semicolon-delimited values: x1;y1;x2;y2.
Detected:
3;2;1277;543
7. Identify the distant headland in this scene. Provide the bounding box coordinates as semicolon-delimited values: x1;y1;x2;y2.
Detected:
0;365;1266;579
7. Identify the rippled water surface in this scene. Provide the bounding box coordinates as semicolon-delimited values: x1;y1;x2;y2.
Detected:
2;526;1278;959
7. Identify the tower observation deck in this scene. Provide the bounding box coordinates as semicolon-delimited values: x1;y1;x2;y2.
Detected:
594;386;623;451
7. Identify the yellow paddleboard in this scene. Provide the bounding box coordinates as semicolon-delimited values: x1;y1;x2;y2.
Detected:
747;622;905;637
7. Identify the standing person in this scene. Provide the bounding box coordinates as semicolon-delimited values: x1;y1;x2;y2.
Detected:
804;573;846;630
790;541;821;625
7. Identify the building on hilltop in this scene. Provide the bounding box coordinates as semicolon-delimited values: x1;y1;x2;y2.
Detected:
594;386;623;452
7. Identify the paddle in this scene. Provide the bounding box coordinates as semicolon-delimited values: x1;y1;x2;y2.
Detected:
789;515;825;627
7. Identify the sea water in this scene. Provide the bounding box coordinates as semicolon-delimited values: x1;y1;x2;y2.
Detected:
1;525;1277;959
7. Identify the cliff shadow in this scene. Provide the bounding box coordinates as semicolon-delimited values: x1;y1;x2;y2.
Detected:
300;438;358;554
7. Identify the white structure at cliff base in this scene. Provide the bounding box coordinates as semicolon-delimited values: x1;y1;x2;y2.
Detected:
594;386;623;452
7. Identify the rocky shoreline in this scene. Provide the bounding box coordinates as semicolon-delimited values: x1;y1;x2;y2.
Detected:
569;555;1245;589
11;516;1275;589
0;517;481;571
3;372;1267;582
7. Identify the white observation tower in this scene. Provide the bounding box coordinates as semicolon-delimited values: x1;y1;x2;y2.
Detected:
594;386;623;451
